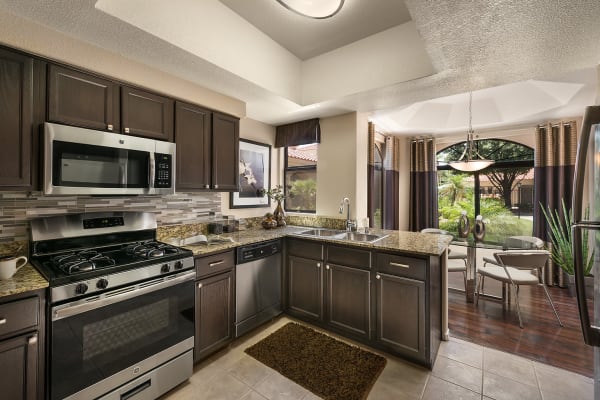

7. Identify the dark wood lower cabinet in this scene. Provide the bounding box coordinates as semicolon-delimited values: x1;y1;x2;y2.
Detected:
287;256;323;321
194;251;235;363
375;273;425;360
325;263;371;339
0;333;38;400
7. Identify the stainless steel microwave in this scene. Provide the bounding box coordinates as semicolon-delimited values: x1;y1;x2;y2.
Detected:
43;122;176;195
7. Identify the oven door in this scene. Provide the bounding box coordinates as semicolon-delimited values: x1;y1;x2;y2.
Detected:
50;271;195;400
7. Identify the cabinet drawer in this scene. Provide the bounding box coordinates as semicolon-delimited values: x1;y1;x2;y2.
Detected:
195;250;234;278
326;245;371;270
376;253;426;280
0;297;39;337
287;239;323;260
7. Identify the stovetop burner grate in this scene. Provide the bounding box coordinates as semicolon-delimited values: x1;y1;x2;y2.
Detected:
124;240;181;259
51;250;117;274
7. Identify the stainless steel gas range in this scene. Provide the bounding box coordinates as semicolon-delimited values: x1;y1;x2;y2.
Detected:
30;212;195;400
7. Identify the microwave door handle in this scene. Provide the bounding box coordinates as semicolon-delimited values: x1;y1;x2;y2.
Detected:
149;152;156;189
573;224;600;346
573;106;600;222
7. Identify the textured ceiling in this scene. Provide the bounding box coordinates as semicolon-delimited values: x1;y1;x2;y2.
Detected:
1;0;599;134
218;0;412;59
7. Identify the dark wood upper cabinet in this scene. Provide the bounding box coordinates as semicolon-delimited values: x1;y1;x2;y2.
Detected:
47;64;119;132
211;112;239;191
175;101;211;190
0;48;43;189
121;86;174;141
175;106;239;191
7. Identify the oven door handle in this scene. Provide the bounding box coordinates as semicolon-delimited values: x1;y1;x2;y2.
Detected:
52;271;194;321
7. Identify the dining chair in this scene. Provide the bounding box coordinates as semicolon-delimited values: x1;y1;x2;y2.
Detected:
421;228;468;290
475;250;563;328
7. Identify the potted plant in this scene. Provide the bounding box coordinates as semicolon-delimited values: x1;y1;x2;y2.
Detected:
540;199;594;298
261;185;288;227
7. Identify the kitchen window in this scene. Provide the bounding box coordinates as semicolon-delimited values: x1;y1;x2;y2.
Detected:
284;143;317;213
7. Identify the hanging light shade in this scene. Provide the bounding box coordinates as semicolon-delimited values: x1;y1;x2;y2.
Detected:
276;0;344;19
449;92;494;172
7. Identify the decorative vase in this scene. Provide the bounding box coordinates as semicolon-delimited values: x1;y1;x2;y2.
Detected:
458;211;470;238
273;200;286;227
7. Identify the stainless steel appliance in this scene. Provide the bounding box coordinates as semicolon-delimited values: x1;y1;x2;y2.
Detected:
572;105;600;397
235;239;282;337
30;212;194;400
43;122;176;195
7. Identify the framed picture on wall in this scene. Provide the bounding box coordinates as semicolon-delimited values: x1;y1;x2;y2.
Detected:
230;139;271;208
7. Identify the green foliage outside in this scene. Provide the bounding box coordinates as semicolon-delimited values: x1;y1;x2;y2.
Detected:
438;172;533;243
286;178;316;212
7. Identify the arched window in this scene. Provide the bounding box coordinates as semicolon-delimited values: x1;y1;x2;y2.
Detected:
436;139;534;241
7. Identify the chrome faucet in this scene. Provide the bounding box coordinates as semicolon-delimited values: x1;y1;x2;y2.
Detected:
339;197;357;231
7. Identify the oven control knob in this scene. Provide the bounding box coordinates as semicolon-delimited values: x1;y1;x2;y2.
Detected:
161;263;171;273
174;261;183;270
96;278;109;290
75;283;88;294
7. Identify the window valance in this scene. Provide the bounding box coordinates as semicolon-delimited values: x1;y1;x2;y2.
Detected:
275;118;321;148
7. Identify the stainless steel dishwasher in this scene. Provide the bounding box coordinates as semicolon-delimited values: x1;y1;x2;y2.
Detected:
235;239;282;337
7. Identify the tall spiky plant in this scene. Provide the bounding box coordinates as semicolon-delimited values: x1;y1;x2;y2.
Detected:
540;199;594;275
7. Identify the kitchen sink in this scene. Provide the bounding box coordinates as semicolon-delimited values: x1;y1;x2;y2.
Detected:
296;229;387;243
297;228;344;237
336;232;388;243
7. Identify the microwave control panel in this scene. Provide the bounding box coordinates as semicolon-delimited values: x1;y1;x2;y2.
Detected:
155;153;172;188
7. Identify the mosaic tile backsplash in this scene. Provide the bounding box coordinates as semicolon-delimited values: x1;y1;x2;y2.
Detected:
0;191;222;243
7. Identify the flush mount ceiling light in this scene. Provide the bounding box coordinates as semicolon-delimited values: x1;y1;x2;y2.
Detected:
276;0;344;19
449;92;494;172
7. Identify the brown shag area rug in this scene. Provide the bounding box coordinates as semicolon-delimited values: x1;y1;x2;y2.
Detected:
245;322;386;400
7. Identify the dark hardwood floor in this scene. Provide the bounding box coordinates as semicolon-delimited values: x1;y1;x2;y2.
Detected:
447;273;594;377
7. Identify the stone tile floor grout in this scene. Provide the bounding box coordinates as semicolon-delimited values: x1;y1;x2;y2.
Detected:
162;316;593;400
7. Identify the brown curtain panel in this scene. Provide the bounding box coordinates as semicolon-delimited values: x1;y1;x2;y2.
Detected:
533;121;577;286
409;138;438;232
382;136;401;230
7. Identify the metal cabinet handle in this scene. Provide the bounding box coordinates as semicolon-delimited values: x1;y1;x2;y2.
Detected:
197;283;203;289
107;124;113;131
28;335;38;345
209;260;224;267
0;318;6;325
316;263;321;268
376;274;381;280
204;184;210;189
214;185;219;189
390;262;410;269
124;127;130;133
325;265;330;270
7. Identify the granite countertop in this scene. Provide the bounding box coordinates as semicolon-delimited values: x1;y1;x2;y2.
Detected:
0;263;49;298
171;226;452;257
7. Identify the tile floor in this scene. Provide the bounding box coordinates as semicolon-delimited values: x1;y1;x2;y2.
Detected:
162;316;594;400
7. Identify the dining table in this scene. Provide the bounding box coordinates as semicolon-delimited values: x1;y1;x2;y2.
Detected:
450;235;545;303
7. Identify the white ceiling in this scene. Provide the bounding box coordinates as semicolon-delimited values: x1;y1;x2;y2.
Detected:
1;0;599;136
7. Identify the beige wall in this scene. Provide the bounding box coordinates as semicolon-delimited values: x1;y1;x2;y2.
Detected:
313;112;368;223
221;118;278;219
0;9;245;117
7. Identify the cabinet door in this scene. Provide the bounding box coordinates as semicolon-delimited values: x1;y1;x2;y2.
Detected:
287;256;322;321
0;333;38;400
375;273;425;360
211;112;239;191
121;86;174;141
325;263;371;339
195;271;234;362
175;101;211;190
0;49;34;188
47;64;119;132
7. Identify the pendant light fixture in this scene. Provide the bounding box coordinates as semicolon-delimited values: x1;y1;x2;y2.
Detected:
276;0;344;19
449;92;494;172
